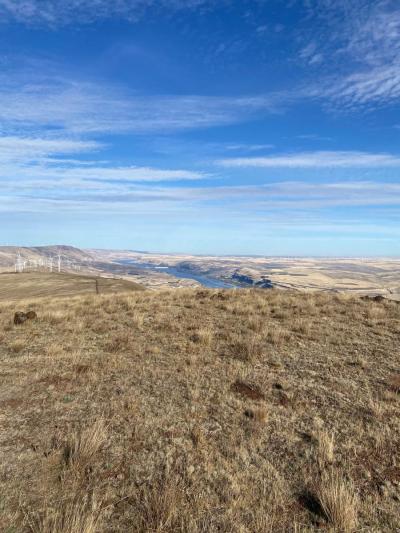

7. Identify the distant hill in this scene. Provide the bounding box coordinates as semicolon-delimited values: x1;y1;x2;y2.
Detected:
0;245;94;272
0;271;143;302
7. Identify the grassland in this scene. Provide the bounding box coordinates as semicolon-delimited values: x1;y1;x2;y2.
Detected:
0;272;143;302
0;286;399;531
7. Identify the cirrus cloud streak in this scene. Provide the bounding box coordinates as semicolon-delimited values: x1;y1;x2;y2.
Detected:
217;151;400;168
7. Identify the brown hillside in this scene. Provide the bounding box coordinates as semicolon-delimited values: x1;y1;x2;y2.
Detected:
0;289;399;531
0;272;143;302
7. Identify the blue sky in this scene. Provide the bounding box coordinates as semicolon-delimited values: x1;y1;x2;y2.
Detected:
0;0;399;255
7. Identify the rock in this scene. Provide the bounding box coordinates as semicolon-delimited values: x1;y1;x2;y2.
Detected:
14;310;37;325
231;380;265;401
378;483;388;497
196;290;208;299
211;291;228;300
14;312;27;325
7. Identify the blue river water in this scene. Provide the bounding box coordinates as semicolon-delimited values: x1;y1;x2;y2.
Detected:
120;260;237;289
164;266;236;288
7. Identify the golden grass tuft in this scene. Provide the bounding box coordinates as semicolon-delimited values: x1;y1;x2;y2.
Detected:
25;494;102;533
229;333;263;361
267;326;290;345
127;472;186;532
190;327;213;345
315;472;359;532
62;419;107;475
315;430;335;468
104;332;132;353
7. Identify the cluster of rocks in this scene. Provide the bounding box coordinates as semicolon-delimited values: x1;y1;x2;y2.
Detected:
14;311;37;325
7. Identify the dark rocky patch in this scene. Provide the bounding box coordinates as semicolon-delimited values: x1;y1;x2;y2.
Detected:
14;310;37;325
231;380;265;401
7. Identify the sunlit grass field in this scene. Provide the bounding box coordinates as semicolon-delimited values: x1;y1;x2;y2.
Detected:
0;272;143;302
0;281;399;531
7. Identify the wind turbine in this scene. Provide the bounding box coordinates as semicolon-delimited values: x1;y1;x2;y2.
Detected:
15;251;24;273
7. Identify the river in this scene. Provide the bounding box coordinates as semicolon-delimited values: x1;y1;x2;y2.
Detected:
120;260;237;288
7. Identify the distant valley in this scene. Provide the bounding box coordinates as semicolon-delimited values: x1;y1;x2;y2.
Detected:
90;248;400;298
1;245;399;298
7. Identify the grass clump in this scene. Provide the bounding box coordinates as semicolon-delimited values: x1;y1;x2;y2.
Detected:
315;472;359;532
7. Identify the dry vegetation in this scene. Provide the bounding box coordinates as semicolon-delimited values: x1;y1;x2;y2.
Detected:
0;272;143;302
0;286;399;532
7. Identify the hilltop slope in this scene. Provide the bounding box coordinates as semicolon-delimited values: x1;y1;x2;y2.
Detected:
0;271;143;302
0;288;399;531
0;245;94;270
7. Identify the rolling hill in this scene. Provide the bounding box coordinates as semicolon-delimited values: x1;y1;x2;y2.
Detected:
0;245;94;271
0;271;143;302
0;287;399;531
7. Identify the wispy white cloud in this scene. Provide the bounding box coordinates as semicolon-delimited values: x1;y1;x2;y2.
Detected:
0;136;101;163
0;162;206;183
2;175;400;214
0;0;218;26
217;151;400;168
0;133;206;196
345;2;400;67
0;71;284;135
296;134;332;142
299;42;323;65
3;1;400;114
301;1;400;109
224;143;275;152
313;64;400;110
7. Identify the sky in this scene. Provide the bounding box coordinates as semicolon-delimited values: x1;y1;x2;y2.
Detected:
0;0;400;256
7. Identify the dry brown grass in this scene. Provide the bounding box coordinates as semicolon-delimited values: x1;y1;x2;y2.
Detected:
388;374;400;394
315;472;359;532
315;430;334;469
0;285;399;531
229;333;263;361
25;495;101;533
62;419;107;475
8;338;26;353
0;271;143;302
190;326;213;345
